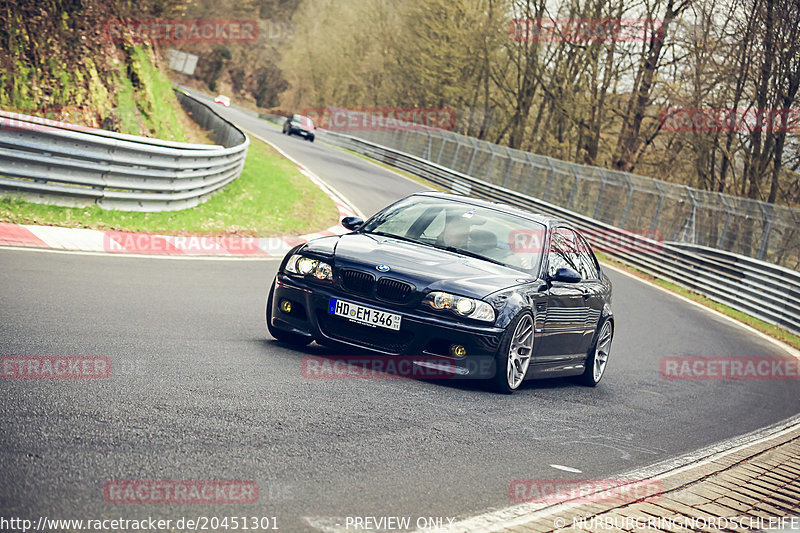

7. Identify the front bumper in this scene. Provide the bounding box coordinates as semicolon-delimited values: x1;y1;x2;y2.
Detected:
290;127;314;138
269;275;503;378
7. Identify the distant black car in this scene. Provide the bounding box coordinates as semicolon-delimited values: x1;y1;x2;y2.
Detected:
266;192;613;393
282;114;315;141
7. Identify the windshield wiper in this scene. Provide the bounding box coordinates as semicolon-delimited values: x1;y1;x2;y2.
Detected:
366;230;425;246
429;243;507;266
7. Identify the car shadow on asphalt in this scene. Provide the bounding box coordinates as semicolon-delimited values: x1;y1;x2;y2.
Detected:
256;337;584;396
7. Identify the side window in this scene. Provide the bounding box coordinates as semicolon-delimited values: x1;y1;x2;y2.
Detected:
574;233;599;280
562;229;587;279
548;228;579;278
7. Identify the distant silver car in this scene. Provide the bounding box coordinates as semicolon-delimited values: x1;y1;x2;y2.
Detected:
214;95;231;107
283;114;315;142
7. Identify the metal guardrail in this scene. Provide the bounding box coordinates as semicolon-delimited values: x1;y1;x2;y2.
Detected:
305;111;800;270
318;130;800;337
260;113;285;126
0;89;249;211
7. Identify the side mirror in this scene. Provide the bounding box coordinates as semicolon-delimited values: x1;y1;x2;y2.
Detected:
341;216;364;231
550;267;581;283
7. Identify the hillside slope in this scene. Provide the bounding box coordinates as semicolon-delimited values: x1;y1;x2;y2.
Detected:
0;0;203;141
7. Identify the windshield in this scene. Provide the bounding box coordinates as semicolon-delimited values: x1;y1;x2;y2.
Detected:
362;196;546;275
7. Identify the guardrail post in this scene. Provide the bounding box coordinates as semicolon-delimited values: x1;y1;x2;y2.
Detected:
619;174;635;229
522;154;536;195
592;172;608;220
717;195;732;249
436;133;447;165
677;187;698;244
651;181;665;232
400;130;411;153
451;141;462;169
757;201;773;261
566;168;580;209
501;152;514;188
423;131;432;160
544;160;557;201
484;147;496;182
466;140;480;176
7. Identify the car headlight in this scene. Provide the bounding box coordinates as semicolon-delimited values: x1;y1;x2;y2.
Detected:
297;257;316;275
425;291;495;322
284;254;333;281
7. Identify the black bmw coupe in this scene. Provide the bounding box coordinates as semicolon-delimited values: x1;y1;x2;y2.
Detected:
267;192;613;393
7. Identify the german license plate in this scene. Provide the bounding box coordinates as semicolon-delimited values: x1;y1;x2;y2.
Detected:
329;298;402;331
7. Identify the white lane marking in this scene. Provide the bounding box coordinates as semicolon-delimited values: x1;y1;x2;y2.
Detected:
23;225;107;251
0;245;282;260
244;129;366;219
549;464;582;473
600;261;800;359
423;413;800;532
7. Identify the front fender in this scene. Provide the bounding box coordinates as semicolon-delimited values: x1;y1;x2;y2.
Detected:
487;287;541;330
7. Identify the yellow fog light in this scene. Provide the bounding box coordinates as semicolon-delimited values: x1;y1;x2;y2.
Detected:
280;299;292;313
450;345;466;358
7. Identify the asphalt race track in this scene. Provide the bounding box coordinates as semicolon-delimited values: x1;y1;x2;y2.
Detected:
1;98;799;531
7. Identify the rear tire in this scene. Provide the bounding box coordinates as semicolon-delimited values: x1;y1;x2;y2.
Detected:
266;282;311;347
490;312;534;394
576;318;613;386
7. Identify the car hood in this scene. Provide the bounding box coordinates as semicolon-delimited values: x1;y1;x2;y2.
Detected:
302;233;533;299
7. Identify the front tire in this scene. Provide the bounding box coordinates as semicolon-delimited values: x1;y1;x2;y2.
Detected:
490;312;534;394
577;318;613;386
266;282;311;347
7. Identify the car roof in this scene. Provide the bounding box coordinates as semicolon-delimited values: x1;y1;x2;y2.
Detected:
408;191;567;228
293;114;314;127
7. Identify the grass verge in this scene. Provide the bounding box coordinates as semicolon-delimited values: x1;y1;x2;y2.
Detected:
596;251;800;351
0;136;339;237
